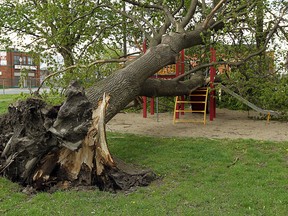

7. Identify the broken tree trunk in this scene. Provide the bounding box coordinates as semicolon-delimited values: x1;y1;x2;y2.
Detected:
0;83;156;192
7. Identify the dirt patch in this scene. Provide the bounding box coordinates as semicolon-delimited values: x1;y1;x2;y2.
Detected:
107;109;288;142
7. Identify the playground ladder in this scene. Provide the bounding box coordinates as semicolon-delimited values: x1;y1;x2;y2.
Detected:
173;87;209;124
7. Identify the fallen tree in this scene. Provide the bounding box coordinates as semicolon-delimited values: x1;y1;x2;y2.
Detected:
0;1;287;192
0;33;206;191
0;64;205;192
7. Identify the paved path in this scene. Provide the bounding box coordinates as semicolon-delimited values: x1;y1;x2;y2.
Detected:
0;88;48;95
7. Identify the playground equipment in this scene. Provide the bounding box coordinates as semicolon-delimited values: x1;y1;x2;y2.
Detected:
173;87;209;124
142;45;277;124
142;49;185;118
218;84;278;122
173;48;216;124
171;47;278;124
141;44;217;124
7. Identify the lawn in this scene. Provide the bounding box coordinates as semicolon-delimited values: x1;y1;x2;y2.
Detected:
0;94;21;114
0;133;288;215
0;95;288;215
0;93;63;115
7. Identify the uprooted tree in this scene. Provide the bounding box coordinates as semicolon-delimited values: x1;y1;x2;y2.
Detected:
0;0;287;191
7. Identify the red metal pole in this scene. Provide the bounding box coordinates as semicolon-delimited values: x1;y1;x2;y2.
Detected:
180;50;185;115
209;47;216;121
175;57;180;118
142;39;147;118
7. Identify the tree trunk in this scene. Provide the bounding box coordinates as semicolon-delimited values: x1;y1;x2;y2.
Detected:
0;30;206;192
86;30;205;122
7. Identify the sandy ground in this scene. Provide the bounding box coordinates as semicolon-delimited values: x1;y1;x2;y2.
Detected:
107;109;288;142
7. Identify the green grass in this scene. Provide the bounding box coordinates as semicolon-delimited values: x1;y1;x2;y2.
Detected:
0;93;64;115
1;133;288;215
0;94;21;114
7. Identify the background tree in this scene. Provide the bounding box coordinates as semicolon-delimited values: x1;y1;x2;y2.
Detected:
0;0;288;191
0;0;135;87
213;0;288;111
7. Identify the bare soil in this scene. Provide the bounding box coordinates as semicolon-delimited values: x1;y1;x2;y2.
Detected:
107;109;288;142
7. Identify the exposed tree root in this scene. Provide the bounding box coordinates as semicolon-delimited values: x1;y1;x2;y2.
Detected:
0;83;156;192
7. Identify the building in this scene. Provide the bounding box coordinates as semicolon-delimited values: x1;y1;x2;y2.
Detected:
0;49;40;87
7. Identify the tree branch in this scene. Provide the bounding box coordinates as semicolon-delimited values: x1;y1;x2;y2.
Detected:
139;72;205;97
77;22;123;59
36;59;128;93
66;3;103;27
175;26;283;82
105;5;154;41
150;17;172;47
179;0;199;29
162;5;177;29
172;0;185;16
175;8;287;81
123;0;163;10
203;0;226;29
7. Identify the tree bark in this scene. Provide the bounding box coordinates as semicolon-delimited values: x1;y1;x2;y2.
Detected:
139;72;205;97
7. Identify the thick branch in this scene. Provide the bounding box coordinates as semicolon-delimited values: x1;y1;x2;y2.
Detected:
139;72;205;97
